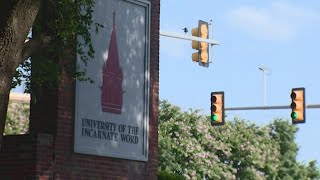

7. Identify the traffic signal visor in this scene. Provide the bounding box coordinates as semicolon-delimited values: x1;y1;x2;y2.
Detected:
191;20;209;64
199;24;208;63
192;26;199;62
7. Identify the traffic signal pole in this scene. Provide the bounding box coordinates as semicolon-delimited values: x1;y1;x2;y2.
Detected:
307;104;320;108
212;88;318;125
160;30;219;45
225;104;320;111
160;20;219;67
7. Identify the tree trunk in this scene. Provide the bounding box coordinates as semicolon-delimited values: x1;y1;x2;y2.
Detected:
0;76;11;150
0;0;41;150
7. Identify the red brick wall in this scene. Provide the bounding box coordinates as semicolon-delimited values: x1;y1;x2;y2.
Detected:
35;133;55;179
146;0;160;178
29;61;58;135
0;134;36;179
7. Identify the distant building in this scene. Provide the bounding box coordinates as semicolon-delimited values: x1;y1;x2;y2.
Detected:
9;92;30;103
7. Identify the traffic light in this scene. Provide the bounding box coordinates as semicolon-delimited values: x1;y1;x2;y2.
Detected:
290;87;305;124
191;20;209;67
211;91;225;126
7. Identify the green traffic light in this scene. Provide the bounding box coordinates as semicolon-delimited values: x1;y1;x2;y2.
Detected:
211;114;217;121
291;112;297;119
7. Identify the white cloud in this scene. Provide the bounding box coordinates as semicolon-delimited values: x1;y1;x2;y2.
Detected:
227;2;319;41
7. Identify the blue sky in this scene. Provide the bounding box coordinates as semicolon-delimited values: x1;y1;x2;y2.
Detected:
160;0;320;165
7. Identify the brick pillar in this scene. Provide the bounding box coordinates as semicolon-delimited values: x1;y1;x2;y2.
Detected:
146;0;160;178
29;56;58;135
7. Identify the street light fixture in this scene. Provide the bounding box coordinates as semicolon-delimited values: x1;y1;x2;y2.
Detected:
259;66;271;106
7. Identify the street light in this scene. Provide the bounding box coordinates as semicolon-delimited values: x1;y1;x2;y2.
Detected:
259;66;271;106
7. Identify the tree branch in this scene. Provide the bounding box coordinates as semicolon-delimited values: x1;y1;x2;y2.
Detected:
21;34;51;60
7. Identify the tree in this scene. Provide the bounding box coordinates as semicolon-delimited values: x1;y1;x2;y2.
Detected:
158;100;320;179
306;160;320;179
0;0;100;149
159;100;231;179
5;100;29;135
269;119;320;179
269;119;299;179
159;100;280;179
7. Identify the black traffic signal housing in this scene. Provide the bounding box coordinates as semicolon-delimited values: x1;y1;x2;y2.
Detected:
211;91;225;126
290;87;305;124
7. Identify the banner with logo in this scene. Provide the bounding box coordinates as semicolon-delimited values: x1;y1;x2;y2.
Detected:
74;0;150;161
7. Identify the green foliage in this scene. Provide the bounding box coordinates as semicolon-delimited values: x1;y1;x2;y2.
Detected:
4;101;29;135
218;119;281;179
269;119;299;179
12;0;102;93
306;160;320;179
11;58;31;89
158;100;320;180
158;171;185;180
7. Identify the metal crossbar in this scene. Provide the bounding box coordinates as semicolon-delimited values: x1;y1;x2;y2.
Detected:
225;104;320;111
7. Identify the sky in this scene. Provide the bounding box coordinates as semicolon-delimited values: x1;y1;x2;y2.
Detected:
159;0;320;165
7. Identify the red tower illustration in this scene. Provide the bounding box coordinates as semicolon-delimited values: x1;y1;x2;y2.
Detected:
101;12;123;114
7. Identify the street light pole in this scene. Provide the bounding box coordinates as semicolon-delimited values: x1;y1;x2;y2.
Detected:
259;66;271;107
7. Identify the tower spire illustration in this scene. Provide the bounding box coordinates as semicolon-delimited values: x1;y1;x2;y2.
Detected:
101;11;123;114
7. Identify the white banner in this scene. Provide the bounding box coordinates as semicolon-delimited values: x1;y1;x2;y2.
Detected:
74;0;150;161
